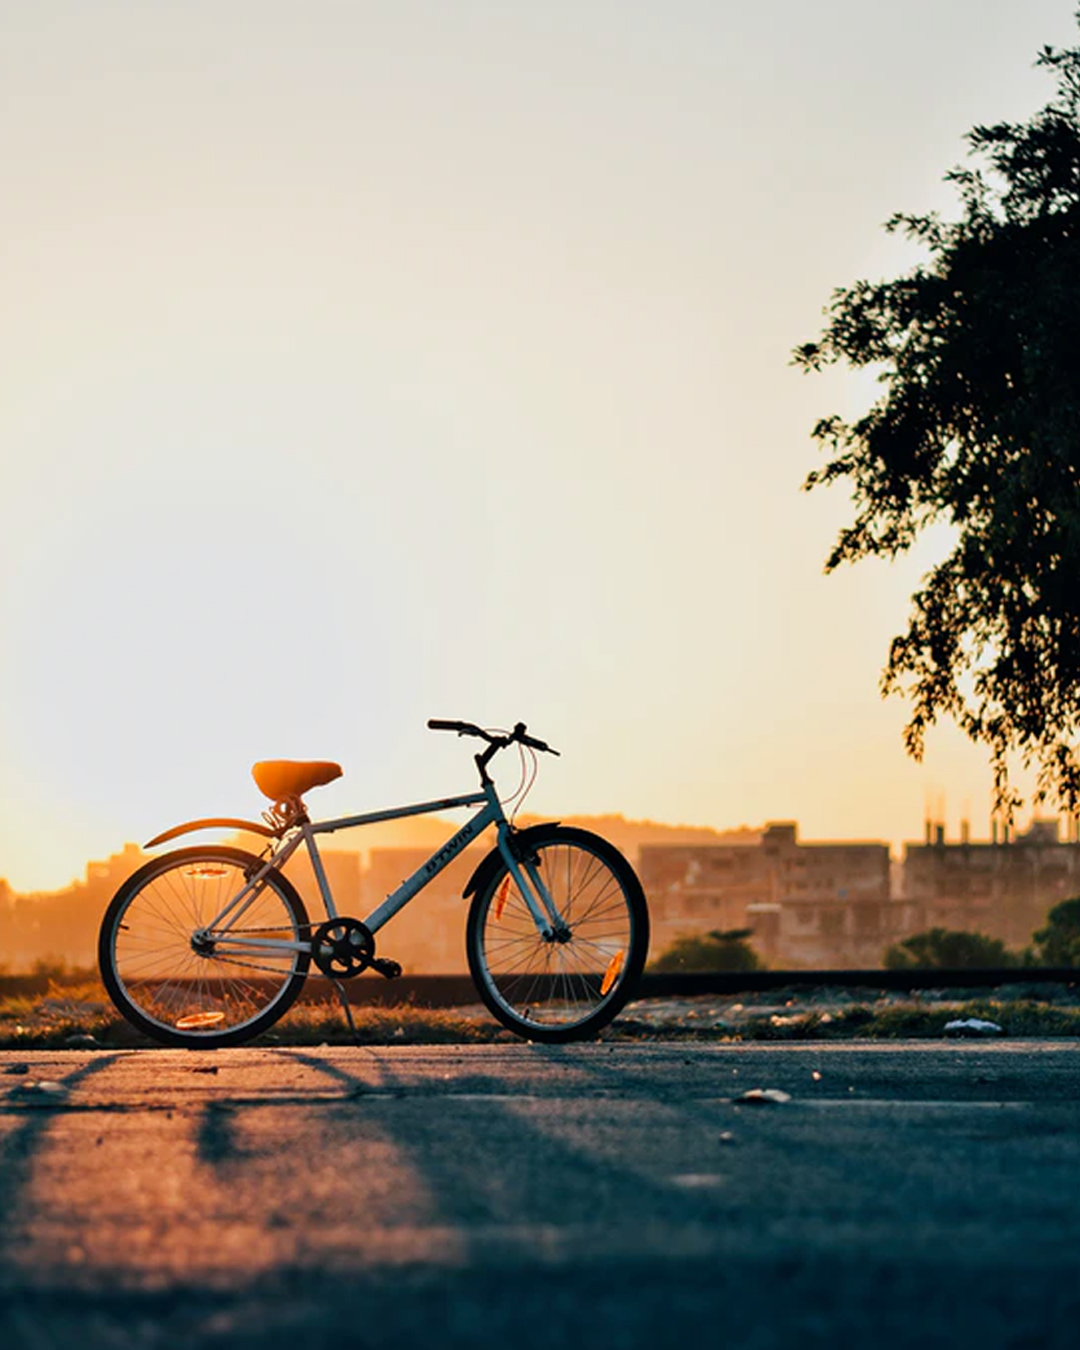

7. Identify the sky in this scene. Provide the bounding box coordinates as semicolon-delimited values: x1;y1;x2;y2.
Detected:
3;0;1079;892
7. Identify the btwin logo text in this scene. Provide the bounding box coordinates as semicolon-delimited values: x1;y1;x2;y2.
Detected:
425;821;476;875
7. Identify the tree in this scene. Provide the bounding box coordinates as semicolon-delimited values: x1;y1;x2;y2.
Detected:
884;927;1017;970
1029;896;1080;965
648;928;764;973
794;15;1080;815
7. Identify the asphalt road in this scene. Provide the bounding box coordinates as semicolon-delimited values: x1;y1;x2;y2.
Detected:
1;1041;1079;1349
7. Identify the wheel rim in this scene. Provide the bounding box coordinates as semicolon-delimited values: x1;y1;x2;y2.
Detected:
478;841;636;1029
109;856;304;1039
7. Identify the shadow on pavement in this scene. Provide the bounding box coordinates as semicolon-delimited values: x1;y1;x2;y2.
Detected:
2;1254;1078;1350
0;1055;125;1265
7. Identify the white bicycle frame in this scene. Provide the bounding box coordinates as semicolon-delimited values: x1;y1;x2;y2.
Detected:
196;776;566;959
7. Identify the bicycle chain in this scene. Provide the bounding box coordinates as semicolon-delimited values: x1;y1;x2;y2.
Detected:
191;924;312;980
194;922;398;982
190;925;352;982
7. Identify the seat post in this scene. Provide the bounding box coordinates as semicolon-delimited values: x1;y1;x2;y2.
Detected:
300;819;339;919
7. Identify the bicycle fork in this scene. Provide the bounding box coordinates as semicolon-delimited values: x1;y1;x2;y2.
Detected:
495;835;570;942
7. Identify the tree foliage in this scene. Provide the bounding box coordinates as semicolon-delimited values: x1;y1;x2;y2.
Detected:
1029;896;1080;965
649;928;764;973
795;17;1080;813
884;927;1017;970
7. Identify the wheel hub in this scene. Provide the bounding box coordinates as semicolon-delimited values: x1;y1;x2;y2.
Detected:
190;931;216;957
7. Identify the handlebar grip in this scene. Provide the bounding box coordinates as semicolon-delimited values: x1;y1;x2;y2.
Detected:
524;735;559;755
427;718;489;739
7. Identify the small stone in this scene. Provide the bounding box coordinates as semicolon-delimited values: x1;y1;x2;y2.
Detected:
64;1034;100;1049
719;1131;737;1145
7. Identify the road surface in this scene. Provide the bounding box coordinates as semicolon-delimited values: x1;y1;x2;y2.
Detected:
1;1041;1078;1348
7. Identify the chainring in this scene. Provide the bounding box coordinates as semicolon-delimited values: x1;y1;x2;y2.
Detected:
311;917;375;978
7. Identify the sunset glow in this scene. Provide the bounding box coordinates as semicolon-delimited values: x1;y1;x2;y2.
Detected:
2;1;1076;893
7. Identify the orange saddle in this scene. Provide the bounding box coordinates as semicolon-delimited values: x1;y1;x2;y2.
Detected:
252;760;343;801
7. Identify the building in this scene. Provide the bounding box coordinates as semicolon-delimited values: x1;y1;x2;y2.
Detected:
640;822;904;967
901;818;1080;949
4;843;147;970
281;847;362;918
360;846;485;974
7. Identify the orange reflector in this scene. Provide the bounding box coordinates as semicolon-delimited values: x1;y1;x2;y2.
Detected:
185;865;229;879
494;877;512;921
600;949;625;996
175;1011;227;1030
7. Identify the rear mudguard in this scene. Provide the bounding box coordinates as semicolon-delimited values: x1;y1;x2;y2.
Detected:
462;822;562;900
144;817;276;848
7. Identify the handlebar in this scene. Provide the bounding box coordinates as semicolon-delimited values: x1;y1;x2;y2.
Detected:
427;718;559;757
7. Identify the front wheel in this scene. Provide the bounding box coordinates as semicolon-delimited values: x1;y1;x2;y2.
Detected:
466;827;649;1043
98;845;311;1048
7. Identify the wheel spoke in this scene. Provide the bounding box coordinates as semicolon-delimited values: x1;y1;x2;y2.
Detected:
471;833;645;1036
103;848;308;1045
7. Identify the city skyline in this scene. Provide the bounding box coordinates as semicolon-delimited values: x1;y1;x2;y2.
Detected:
4;2;1078;892
4;802;1073;899
4;808;1075;976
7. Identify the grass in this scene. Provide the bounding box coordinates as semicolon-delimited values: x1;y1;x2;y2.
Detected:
2;982;1080;1048
616;998;1080;1042
0;980;509;1049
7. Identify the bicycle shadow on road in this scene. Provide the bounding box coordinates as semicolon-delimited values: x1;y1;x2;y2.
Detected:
0;1054;126;1267
271;1048;734;1237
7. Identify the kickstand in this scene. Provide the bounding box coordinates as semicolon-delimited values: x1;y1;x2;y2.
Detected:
330;977;360;1045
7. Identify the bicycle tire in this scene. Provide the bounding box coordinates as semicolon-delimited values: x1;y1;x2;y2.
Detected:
98;845;311;1048
466;825;649;1043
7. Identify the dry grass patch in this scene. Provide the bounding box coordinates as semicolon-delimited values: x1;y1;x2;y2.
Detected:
4;983;1080;1048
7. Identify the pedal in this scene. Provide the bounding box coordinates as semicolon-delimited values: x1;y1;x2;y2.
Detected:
370;957;402;980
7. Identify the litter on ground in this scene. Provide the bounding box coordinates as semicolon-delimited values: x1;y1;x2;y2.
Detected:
734;1088;792;1105
944;1018;1004;1037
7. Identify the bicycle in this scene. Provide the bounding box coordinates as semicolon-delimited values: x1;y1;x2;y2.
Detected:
98;720;650;1048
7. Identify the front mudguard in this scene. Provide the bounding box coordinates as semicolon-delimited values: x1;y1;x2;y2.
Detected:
462;822;562;900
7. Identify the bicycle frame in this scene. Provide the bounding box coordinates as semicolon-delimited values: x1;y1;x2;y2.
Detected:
197;776;564;958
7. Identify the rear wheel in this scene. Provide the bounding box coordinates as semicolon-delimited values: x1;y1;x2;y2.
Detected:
466;827;649;1042
98;845;310;1048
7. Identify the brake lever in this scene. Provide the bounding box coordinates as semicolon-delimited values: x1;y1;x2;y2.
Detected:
511;722;560;756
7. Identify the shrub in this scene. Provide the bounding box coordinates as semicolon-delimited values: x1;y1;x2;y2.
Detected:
884;927;1017;970
649;928;764;973
1028;897;1080;967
